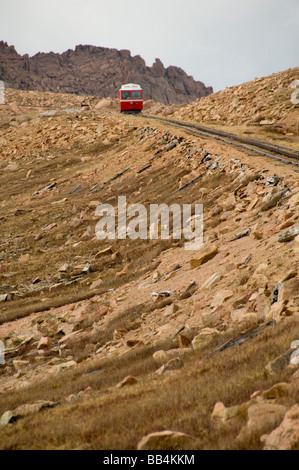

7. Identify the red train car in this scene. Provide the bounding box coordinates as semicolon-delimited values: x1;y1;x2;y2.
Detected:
119;83;143;113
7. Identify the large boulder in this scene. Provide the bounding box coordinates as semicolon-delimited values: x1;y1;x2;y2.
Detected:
137;430;194;450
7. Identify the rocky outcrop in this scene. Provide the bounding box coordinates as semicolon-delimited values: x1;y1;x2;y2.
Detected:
0;87;298;450
0;41;213;104
170;66;299;134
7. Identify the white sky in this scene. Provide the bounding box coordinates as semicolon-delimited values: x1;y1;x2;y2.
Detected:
0;0;298;91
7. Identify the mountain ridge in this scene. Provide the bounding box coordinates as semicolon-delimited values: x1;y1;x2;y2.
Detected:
0;41;213;104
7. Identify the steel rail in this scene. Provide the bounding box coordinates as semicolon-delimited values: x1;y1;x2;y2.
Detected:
140;114;299;168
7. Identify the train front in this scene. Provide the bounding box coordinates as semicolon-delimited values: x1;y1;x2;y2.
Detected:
119;84;143;113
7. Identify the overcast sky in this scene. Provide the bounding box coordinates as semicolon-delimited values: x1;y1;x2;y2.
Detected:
0;0;298;91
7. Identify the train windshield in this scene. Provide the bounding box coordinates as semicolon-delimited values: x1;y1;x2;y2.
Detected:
121;91;131;100
132;91;141;99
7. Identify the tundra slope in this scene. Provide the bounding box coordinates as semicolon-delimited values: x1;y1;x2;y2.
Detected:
0;87;298;450
151;67;299;137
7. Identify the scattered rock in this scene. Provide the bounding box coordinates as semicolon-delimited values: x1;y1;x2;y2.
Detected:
237;402;287;446
179;281;197;300
231;310;258;326
210;290;234;309
262;404;299;450
266;175;281;187
277;277;299;304
179;328;197;347
58;263;70;273
279;269;297;284
82;263;91;274
287;192;299;209
153;349;190;364
261;383;291;400
192;328;221;351
230;308;247;322
0;67;298;451
54;360;77;373
116;376;139;388
12;360;30;371
90;279;103;290
232;228;251;241
269;301;286;319
201;273;223;290
95;246;114;258
153;350;169;364
113;329;128;340
190;244;218;268
126;339;143;348
137;430;194;450
265;349;293;375
259;190;286;212
277;227;299;243
37;337;52;350
151;290;175;300
19;253;30;263
0;401;58;427
211;402;226;423
201;312;220;327
163;303;179;317
66;387;93;404
155;358;184;375
211;401;250;427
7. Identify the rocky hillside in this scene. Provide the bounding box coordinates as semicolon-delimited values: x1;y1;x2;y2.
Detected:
0;88;298;450
168;67;299;135
0;41;213;105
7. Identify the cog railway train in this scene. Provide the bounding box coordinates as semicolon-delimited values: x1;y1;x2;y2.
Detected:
118;83;143;113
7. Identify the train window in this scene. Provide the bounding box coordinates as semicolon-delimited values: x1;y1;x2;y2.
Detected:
121;91;131;100
132;91;141;99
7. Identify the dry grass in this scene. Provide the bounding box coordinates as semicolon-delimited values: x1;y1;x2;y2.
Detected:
0;127;207;327
1;106;298;451
0;316;298;450
0;146;183;324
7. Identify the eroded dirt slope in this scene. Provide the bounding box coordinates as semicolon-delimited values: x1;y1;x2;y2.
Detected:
150;67;299;138
0;88;298;450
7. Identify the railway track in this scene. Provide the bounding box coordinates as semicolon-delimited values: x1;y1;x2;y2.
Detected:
141;114;299;168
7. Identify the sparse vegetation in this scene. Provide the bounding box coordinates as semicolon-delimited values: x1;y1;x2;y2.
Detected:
0;83;298;450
